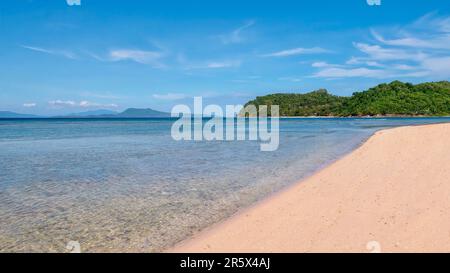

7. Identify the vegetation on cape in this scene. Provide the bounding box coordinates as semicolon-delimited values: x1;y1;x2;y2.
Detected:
244;81;450;117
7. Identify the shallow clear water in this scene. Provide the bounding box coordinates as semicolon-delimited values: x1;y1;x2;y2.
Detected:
0;117;449;252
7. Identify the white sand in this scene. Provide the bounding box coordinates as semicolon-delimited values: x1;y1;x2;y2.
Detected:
170;123;450;253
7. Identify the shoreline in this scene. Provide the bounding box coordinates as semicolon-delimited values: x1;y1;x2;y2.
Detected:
169;123;450;253
166;133;372;253
1;116;450;120
278;116;450;119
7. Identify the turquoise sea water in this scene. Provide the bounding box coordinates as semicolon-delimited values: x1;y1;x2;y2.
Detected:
0;117;449;252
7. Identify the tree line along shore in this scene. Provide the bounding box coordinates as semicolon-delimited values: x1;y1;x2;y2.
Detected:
244;81;450;117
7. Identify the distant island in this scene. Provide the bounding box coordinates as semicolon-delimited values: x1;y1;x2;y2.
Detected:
0;111;41;118
63;109;119;117
115;108;170;118
244;81;450;117
0;108;171;119
60;108;170;118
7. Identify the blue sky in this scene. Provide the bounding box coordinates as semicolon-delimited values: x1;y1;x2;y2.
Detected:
1;0;450;115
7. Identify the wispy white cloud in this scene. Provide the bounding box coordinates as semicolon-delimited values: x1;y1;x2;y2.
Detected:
80;91;125;100
230;75;261;83
21;45;77;59
152;91;227;100
365;61;385;67
109;49;166;68
79;101;118;108
392;64;417;71
313;56;428;80
278;76;302;82
312;60;432;79
421;56;450;77
66;0;81;6
311;62;345;68
152;93;189;100
219;20;255;44
48;100;77;107
263;47;331;57
312;62;331;68
206;60;241;68
371;13;450;50
371;30;441;49
86;52;107;62
353;43;427;61
345;57;384;67
23;103;36;107
48;100;118;108
313;13;450;80
312;67;390;79
186;60;242;69
422;13;450;32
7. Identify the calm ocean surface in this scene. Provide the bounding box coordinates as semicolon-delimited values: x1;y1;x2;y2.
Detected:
1;117;449;252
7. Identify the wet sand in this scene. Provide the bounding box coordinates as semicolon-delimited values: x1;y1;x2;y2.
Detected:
170;123;450;253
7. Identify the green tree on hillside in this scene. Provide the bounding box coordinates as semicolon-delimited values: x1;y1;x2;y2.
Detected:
244;81;450;117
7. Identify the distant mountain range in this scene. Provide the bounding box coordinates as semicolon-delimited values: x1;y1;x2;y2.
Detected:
116;108;170;118
0;108;171;118
63;109;119;117
0;111;41;118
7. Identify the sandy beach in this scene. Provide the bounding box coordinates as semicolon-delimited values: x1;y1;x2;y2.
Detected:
170;123;450;253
